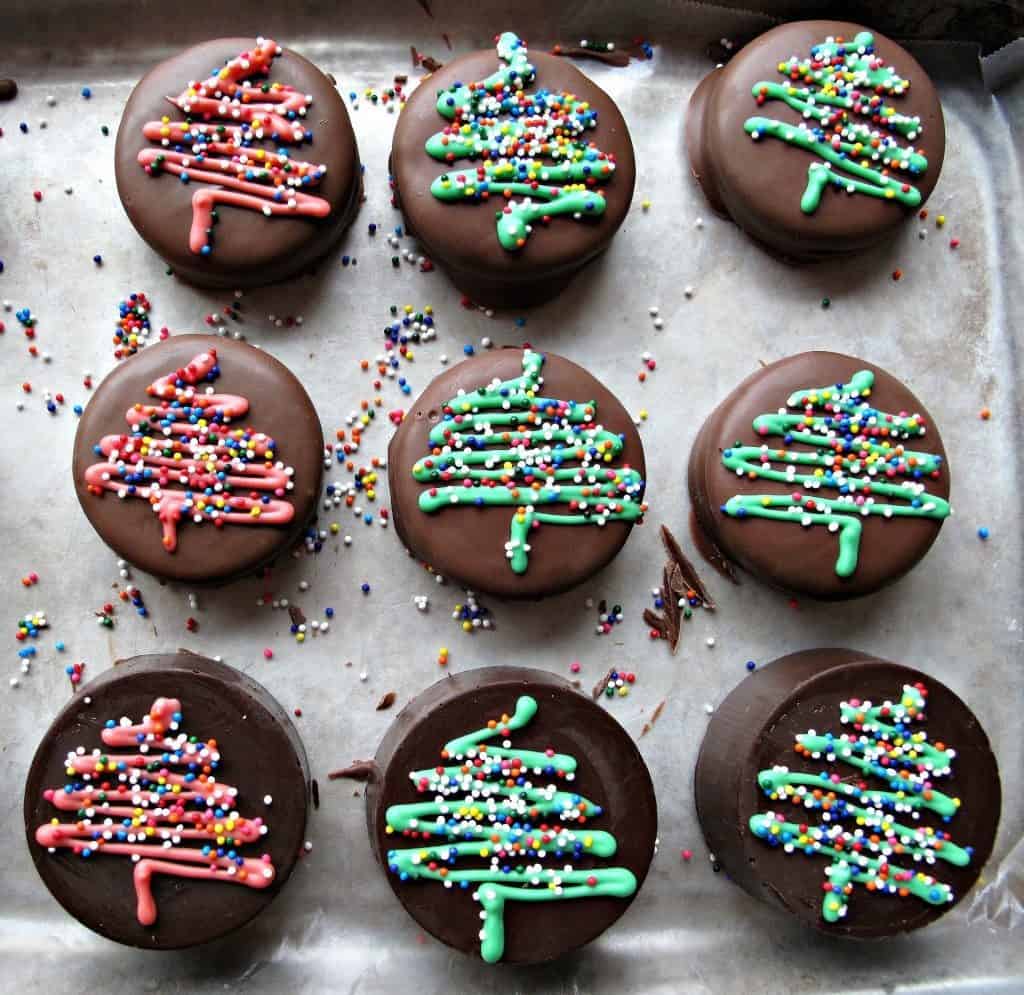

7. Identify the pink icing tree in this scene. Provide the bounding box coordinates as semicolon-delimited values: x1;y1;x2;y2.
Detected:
84;348;295;552
35;697;274;926
137;37;331;256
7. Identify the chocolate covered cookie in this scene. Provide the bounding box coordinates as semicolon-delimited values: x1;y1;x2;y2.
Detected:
390;32;635;307
686;22;944;259
366;667;657;963
695;649;1000;936
115;37;361;287
25;652;310;948
73;335;324;585
688;351;949;599
388;347;646;599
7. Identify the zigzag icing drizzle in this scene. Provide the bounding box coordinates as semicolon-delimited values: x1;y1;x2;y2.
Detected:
84;349;295;553
425;32;616;250
411;350;645;574
35;697;274;926
720;369;949;577
750;683;972;923
385;695;636;962
743;31;929;213
137;37;330;255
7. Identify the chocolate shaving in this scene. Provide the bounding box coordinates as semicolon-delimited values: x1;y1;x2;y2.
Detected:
311;779;320;809
663;611;680;653
288;604;307;627
592;667;616;700
328;760;375;782
643;608;667;636
376;691;397;711
662;565;682;632
411;46;444;72
661;524;716;609
550;45;632;68
665;561;685;599
640;699;666;737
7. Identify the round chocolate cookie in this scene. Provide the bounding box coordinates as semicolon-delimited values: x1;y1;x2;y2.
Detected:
688;351;949;599
695;649;1001;937
25;652;310;949
115;37;361;288
388;347;646;599
366;666;657;964
686;22;944;260
391;31;635;307
73;335;324;585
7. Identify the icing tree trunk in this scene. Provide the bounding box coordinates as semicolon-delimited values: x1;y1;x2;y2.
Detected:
720;369;949;577
426;32;617;251
743;31;929;213
385;695;637;963
750;683;972;923
35;697;274;926
137;37;330;255
411;350;645;574
83;349;295;553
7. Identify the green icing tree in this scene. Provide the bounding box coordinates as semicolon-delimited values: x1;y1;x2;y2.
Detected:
720;369;949;577
384;695;637;963
425;32;617;250
743;31;929;213
411;349;645;574
750;683;971;924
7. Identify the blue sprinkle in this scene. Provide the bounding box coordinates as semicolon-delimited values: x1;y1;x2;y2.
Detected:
978;526;990;540
93;254;102;265
81;87;92;98
361;583;371;594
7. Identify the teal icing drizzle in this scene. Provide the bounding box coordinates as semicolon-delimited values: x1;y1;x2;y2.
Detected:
743;31;928;213
720;369;950;578
385;695;637;963
424;32;617;250
750;682;972;924
412;349;645;575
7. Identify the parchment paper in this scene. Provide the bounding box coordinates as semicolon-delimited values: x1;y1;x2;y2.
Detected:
0;2;1021;992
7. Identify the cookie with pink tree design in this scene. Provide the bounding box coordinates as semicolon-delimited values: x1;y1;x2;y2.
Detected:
73;335;324;585
115;37;361;288
25;652;310;948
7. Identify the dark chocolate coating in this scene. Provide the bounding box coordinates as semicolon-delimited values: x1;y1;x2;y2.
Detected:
24;652;310;949
391;44;635;308
686;21;945;260
687;351;949;599
115;38;361;288
366;666;657;963
694;649;1001;937
72;335;324;585
388;348;646;599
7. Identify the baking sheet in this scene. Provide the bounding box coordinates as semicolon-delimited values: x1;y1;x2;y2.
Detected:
1;2;1022;992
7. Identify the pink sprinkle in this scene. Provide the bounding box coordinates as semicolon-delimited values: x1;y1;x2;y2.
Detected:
681;849;693;861
570;661;581;673
263;648;273;660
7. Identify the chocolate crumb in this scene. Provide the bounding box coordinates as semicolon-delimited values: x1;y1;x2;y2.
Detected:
592;666;615;700
640;699;667;737
328;760;376;782
376;691;397;711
